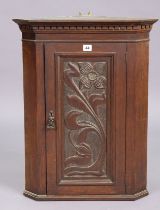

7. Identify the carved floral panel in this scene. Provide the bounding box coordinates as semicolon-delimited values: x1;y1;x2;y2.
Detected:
63;61;108;178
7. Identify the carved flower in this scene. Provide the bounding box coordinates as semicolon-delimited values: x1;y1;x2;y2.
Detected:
78;62;106;89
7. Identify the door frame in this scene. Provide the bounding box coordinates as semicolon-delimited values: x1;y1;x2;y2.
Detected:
45;42;126;195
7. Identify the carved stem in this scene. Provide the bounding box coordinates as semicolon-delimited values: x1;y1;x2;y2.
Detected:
72;79;105;141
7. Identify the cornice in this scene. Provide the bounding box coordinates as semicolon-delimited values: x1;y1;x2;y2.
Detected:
13;18;158;34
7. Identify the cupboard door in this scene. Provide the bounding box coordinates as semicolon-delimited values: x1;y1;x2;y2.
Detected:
45;43;126;196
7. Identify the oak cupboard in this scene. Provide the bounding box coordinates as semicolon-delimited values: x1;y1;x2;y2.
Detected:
13;17;158;200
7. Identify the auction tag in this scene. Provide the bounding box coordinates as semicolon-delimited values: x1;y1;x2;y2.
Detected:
83;44;92;51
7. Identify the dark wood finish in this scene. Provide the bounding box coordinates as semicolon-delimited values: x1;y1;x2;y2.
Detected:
126;42;149;194
22;41;46;195
45;43;126;196
13;17;158;201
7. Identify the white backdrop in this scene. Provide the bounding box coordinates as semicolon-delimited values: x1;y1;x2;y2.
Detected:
0;0;160;209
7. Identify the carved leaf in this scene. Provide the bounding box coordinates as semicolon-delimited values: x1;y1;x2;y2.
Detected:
76;127;97;145
65;111;82;130
64;70;75;90
94;76;106;89
65;143;91;168
67;95;91;114
76;128;88;145
68;62;80;76
64;62;80;90
89;93;106;113
65;154;91;168
76;143;92;157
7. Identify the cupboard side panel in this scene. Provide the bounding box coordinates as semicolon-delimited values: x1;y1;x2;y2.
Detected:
126;42;149;194
22;41;46;194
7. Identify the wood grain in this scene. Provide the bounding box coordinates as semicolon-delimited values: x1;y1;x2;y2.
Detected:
13;18;157;200
22;41;46;194
125;41;149;194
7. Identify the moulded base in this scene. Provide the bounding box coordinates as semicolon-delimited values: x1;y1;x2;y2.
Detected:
23;189;148;201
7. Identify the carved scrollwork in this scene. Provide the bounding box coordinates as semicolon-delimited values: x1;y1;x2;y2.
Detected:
64;61;107;177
